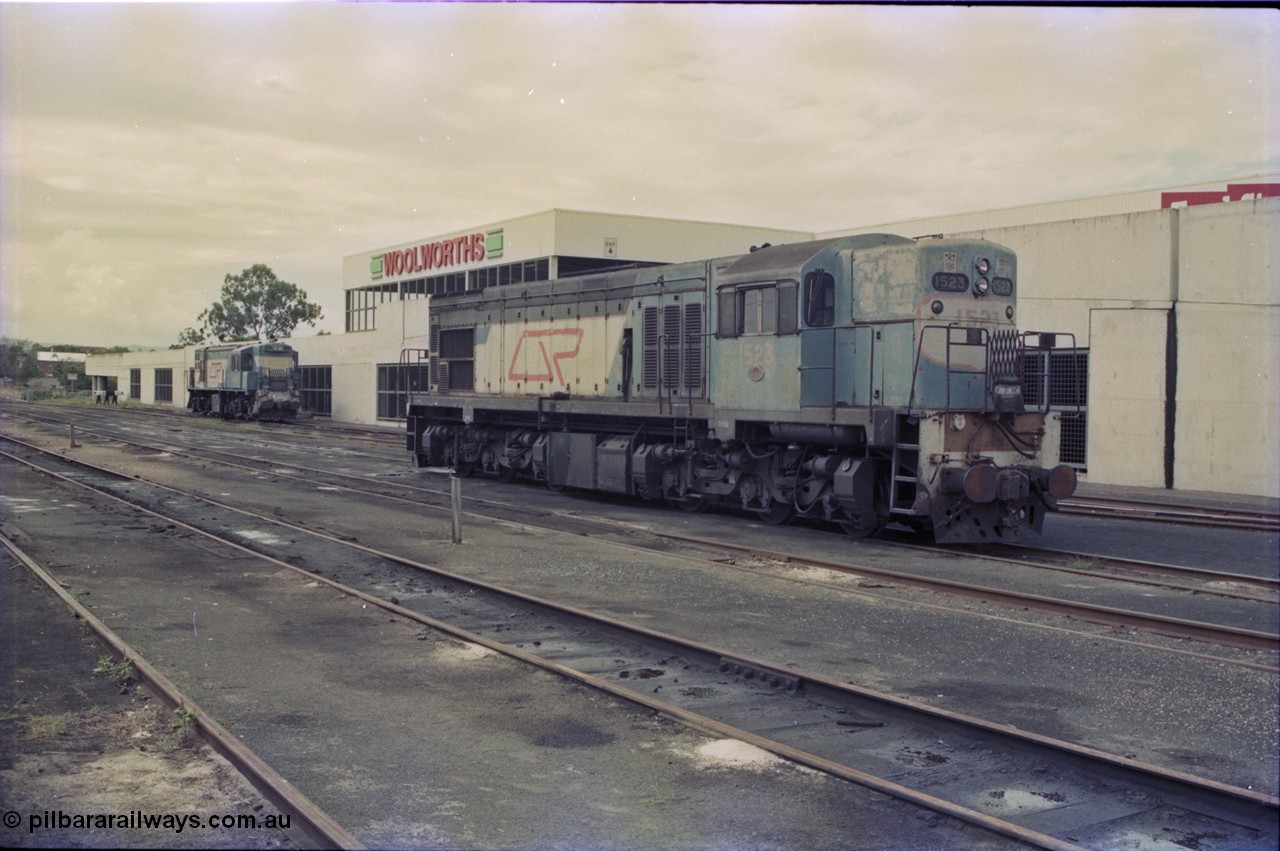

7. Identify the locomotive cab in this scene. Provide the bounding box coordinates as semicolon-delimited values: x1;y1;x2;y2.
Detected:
888;241;1078;542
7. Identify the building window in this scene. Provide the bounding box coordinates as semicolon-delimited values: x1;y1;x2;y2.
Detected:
466;259;552;292
299;365;332;417
129;369;141;400
557;257;657;278
345;283;397;332
154;368;173;403
376;362;430;420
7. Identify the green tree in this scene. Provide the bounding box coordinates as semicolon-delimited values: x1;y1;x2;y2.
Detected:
0;338;40;382
172;326;205;349
183;264;323;344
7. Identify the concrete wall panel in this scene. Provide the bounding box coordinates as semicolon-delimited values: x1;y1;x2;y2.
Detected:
85;196;1279;496
956;212;1174;346
1178;197;1279;305
1086;308;1168;487
1173;303;1279;497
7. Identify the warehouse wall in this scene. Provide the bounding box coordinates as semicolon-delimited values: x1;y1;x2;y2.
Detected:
918;196;1278;497
85;300;426;427
1173;199;1279;497
289;299;429;425
88;347;191;405
88;197;1278;497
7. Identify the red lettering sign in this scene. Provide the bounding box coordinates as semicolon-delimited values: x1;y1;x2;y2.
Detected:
507;329;585;384
1161;182;1280;208
381;232;487;278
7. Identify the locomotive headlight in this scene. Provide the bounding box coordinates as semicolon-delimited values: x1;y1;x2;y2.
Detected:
974;277;990;295
975;258;990;275
1006;306;1014;320
931;300;944;315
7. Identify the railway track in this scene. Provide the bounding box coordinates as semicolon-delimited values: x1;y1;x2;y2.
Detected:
2;435;1276;850
935;541;1279;602
1;536;364;851
6;397;404;446
1060;495;1280;533
14;400;1280;532
5;408;1276;662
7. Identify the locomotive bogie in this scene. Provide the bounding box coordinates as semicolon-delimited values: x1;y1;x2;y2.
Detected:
406;235;1076;544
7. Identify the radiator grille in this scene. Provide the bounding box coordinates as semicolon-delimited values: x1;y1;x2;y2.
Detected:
642;303;703;393
988;328;1024;385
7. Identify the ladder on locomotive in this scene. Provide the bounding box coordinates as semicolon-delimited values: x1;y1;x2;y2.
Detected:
889;415;920;518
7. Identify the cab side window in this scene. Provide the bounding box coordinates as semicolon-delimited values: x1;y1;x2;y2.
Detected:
740;287;777;335
804;271;835;327
717;281;798;338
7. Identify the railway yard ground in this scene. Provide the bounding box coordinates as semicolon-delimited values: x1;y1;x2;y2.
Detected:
1;398;1277;850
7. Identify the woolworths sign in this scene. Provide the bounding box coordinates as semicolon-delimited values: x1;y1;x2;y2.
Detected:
371;228;504;280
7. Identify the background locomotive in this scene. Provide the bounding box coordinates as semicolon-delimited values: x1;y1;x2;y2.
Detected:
187;340;301;421
405;234;1078;543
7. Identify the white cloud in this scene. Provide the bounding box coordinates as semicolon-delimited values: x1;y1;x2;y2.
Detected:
1;3;1276;347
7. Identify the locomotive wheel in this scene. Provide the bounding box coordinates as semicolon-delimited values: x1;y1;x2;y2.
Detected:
496;465;517;484
753;502;794;525
455;460;476;478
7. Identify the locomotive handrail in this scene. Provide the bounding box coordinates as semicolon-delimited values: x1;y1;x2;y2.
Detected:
1018;331;1083;418
907;323;989;416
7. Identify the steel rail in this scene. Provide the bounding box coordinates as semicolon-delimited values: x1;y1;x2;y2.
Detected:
643;531;1280;655
13;400;1274;530
5;445;1277;850
1060;496;1280;533
0;440;1081;849
0;535;364;851
4;419;1276;659
994;544;1280;596
1;398;402;447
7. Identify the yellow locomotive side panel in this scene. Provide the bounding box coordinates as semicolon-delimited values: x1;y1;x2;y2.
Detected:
479;313;625;398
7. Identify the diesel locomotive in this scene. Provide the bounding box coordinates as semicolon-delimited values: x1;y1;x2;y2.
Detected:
187;340;302;421
405;234;1078;543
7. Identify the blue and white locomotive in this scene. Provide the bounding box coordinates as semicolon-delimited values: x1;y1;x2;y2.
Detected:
187;341;301;421
406;234;1077;543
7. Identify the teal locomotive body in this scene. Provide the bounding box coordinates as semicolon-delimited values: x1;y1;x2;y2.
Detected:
406;235;1077;543
187;341;301;421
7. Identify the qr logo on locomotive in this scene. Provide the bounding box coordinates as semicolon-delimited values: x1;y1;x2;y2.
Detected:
506;329;584;384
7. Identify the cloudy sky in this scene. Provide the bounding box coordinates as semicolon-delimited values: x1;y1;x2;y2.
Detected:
2;3;1276;348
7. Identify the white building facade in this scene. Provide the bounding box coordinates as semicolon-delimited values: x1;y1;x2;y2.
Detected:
87;183;1279;498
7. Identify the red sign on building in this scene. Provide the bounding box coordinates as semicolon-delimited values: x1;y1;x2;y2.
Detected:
1161;183;1279;208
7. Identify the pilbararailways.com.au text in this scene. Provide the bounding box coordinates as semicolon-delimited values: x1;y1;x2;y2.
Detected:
5;809;291;834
